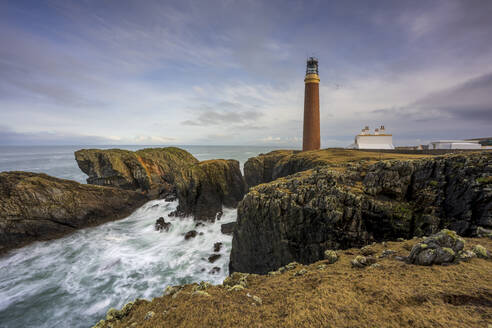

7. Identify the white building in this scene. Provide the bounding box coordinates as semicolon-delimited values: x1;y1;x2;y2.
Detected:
348;125;395;150
429;140;482;150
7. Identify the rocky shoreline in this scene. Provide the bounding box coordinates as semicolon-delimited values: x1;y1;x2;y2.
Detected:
231;151;491;274
75;147;246;221
1;147;491;327
0;171;147;253
91;233;492;328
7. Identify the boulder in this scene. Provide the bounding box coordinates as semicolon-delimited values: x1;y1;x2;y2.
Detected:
0;172;147;253
214;242;223;252
351;255;376;268
323;250;338;264
208;254;221;263
230;152;491;274
155;217;171;232
184;230;198;240
407;229;464;265
472;244;490;258
221;222;236;235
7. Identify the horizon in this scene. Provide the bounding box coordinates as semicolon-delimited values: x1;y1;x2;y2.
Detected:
1;0;492;147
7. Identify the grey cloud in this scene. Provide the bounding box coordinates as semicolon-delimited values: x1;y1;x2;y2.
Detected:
368;72;492;122
182;101;263;127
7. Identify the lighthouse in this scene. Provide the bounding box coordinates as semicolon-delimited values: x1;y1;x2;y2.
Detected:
302;57;320;151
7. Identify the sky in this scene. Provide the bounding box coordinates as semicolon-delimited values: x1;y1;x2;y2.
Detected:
1;0;491;147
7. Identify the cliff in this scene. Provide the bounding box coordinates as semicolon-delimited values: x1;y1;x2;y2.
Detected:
75;148;246;221
174;159;246;221
75;147;198;197
0;172;147;253
231;152;491;274
243;148;432;189
91;236;492;328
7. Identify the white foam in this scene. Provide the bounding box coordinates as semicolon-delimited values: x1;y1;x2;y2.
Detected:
0;199;236;328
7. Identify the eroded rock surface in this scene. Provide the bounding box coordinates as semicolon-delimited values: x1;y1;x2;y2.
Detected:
75;147;198;197
231;152;491;274
0;172;147;253
76;148;246;221
173;159;246;221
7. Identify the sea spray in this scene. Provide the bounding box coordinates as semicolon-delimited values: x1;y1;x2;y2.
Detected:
0;199;235;328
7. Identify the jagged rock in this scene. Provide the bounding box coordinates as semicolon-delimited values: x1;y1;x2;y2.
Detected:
0;172;147;253
379;249;396;258
193;281;211;291
173;160;246;221
195;222;205;228
75;147;198;197
458;250;477;261
184;230;198;240
214;242;223;252
360;245;376;256
221;222;236;235
76;148;246;221
351;256;376;268
155;217;171;232
407;229;464;265
472;244;490;258
209;266;221;274
223;272;250;288
208;254;221;263
323;250;338;264
230;152;491;274
244;150;297;188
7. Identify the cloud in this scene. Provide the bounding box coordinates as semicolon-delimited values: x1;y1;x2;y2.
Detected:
368;72;492;123
1;1;492;146
182;101;263;127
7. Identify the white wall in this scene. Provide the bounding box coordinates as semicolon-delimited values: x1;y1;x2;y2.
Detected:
355;135;394;149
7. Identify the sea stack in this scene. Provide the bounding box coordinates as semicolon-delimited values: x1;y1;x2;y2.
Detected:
302;57;321;151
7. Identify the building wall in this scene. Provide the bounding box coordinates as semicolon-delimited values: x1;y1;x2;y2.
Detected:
430;142;481;150
355;135;394;149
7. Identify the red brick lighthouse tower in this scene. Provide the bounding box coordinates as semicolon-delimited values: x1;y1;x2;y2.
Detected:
302;57;320;151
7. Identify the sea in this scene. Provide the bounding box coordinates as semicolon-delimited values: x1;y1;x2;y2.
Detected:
0;145;280;328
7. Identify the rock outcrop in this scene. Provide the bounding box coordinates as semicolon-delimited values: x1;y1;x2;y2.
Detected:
173;159;246;221
230;152;491;274
407;229;465;265
243;148;432;189
75;148;246;221
75;147;198;197
0;172;147;253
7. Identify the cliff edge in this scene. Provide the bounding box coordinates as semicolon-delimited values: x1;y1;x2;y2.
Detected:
0;171;147;253
75;148;246;221
231;152;491;274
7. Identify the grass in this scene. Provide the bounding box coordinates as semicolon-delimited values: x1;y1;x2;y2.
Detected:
95;236;492;328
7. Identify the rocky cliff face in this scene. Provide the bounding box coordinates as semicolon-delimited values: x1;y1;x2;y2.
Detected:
75;147;198;197
174;159;246;221
230;152;491;274
243;148;432;189
0;172;147;253
75;148;246;221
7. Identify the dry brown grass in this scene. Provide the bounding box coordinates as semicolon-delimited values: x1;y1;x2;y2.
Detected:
100;237;492;328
